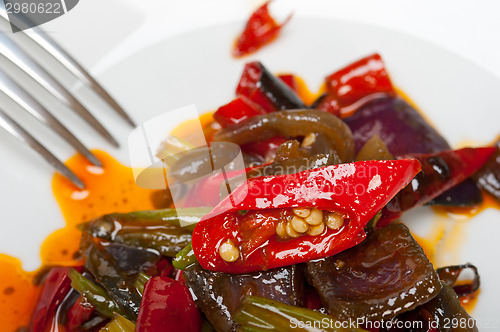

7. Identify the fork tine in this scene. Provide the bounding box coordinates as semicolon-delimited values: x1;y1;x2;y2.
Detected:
0;107;84;189
0;33;120;147
27;30;136;127
0;9;135;127
0;69;102;166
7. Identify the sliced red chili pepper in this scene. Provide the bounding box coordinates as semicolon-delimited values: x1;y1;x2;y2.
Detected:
183;168;248;208
381;147;496;224
310;93;341;116
475;142;500;202
136;277;201;332
325;53;395;117
213;96;265;128
29;266;82;332
243;136;287;160
236;61;305;112
192;159;421;273
233;1;291;57
278;74;298;92
66;296;94;331
155;257;174;278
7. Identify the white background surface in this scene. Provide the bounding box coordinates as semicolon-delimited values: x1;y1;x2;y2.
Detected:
41;0;500;80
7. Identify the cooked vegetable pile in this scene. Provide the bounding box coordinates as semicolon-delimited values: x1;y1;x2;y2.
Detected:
29;54;499;332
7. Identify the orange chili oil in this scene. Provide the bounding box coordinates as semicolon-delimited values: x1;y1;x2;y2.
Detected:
0;78;493;331
0;151;160;331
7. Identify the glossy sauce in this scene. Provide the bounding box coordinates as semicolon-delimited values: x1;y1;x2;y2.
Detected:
0;151;159;331
0;255;39;331
0;78;493;330
429;197;499;311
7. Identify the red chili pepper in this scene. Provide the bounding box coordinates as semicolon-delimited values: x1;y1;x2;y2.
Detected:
381;147;496;224
174;269;184;284
156;257;174;278
66;296;94;331
213;96;265;128
325;53;395;117
192;159;421;273
136;277;201;332
278;74;298;92
243;136;287;160
236;61;305;112
29;266;82;332
233;1;291;57
311;93;341;116
184;168;248;208
304;287;323;311
236;61;261;98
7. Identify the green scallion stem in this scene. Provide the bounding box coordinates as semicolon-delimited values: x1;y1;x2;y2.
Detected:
172;242;198;270
234;296;368;332
68;268;121;318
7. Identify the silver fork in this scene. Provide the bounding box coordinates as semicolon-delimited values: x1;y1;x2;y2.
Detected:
0;9;135;189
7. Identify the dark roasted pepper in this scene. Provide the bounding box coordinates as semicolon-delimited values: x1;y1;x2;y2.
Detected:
306;223;442;322
382;147;495;223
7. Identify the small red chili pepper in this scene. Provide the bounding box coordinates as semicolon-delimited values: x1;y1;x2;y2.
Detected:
304;287;323;311
174;269;184;284
66;296;94;331
29;266;82;332
184;168;248;208
213;96;265;128
381;147;496;224
136;277;201;332
236;61;261;98
156;257;174;278
311;93;341;117
192;159;421;273
233;1;291;57
278;74;298;92
236;61;305;112
325;53;395;117
243;136;287;160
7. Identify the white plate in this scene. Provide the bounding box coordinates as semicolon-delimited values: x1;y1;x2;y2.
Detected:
0;12;499;326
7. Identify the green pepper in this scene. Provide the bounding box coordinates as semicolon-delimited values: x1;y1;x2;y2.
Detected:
234;296;367;332
82;207;210;257
68;268;120;319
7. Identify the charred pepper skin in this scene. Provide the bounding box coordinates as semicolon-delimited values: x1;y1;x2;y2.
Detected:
192;159;421;273
183;264;303;332
382;147;496;224
343;96;486;208
235;61;305;112
305;223;442;322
